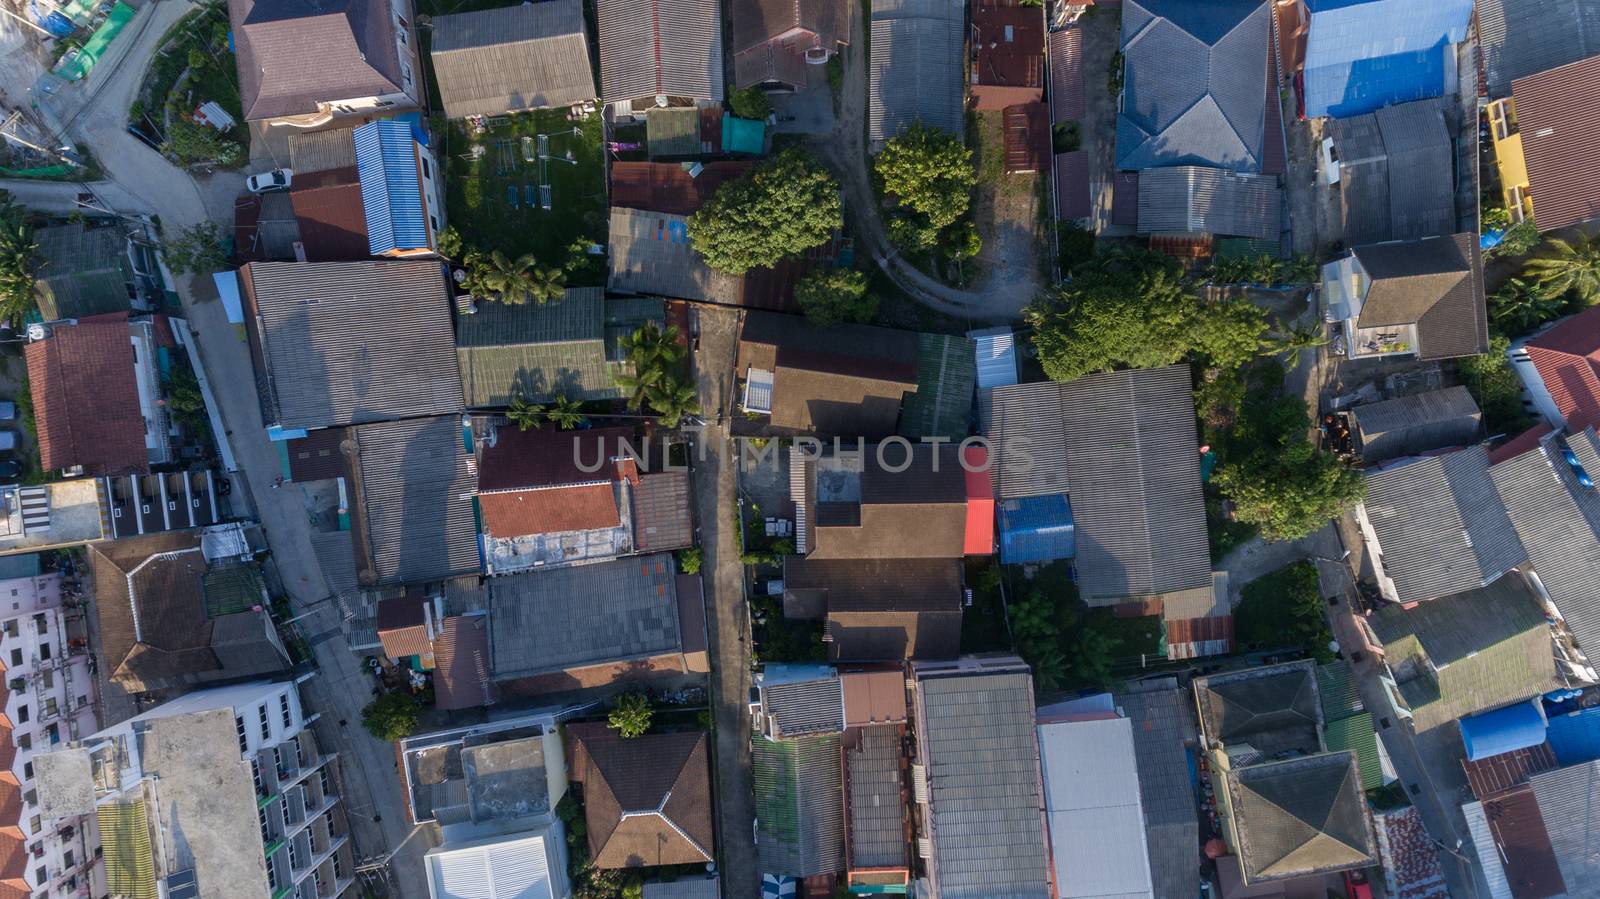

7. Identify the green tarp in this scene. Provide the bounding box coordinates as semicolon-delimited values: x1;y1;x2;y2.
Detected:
722;114;765;155
55;0;136;81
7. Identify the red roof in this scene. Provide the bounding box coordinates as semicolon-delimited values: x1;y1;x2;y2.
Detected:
1487;424;1553;465
1002;102;1050;174
479;483;621;538
1165;615;1235;659
971;0;1045;109
1526;306;1600;431
477;426;636;492
290;167;371;262
962;445;995;556
25;313;150;477
609;161;754;217
1513;54;1600;233
433;614;494;710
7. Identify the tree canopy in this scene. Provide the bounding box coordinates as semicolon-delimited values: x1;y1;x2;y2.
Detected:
688;150;841;274
1524;232;1600;304
161;221;229;277
607;692;652;738
795;268;874;327
874;123;977;252
0;195;39;323
1025;252;1268;382
361;691;419;742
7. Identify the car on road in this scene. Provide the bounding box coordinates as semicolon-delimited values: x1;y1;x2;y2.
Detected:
245;168;293;193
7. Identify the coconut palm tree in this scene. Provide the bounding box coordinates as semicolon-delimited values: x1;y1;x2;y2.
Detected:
1489;277;1567;335
1273;323;1329;368
545;392;587;430
644;376;701;429
506;395;543;431
479;251;538;304
1524;233;1600;305
0;213;39;323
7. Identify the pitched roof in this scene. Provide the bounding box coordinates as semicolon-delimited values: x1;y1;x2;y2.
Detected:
1360;446;1525;604
804;445;970;559
479;483;620;538
1471;786;1569;898
1326;98;1455;245
25;313;149;476
429;0;595;118
914;662;1050;898
241;260;461;429
738;311;921;438
433;613;494;710
348;416;481;585
488;554;681;678
1515;53;1600;233
1526;306;1600;432
32;223;135;320
476;425;635;492
230;0;405;121
288;167;371;262
752;734;846;877
761;673;844;737
1528;761;1600;893
845;723;907;870
1477;0;1600;98
972;2;1045;95
867;0;965;145
567;724;714;868
1134;165;1282;238
1116;0;1270;172
1301;0;1472;119
731;0;849;88
1368;573;1558;731
353;119;430;256
1037;716;1155;898
1353;233;1488;360
609;161;754;217
899;333;978;441
633;471;693;552
1349;386;1481;463
1118;682;1200;899
288;128;358;174
594;0;723;102
782;557;963;615
1225;753;1378;882
1195;661;1321;750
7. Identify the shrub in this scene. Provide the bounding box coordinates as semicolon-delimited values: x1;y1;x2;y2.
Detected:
677;546;704;575
361;691;419;742
607;692;652;738
727;85;771;120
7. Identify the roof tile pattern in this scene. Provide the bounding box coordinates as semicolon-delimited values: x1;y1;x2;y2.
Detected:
349;416;480;585
430;0;595;118
569;724;714;869
230;0;406;121
595;0;723;102
868;0;965;145
1525;306;1600;432
1512;54;1600;233
26;313;149;477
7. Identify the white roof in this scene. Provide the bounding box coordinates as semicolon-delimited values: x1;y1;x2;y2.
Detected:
425;825;568;899
969;327;1018;389
1460;800;1513;899
1037;715;1155;899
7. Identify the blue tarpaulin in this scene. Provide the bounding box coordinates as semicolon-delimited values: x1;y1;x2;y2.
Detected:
1302;0;1473;118
1459;699;1547;761
998;493;1075;565
1546;705;1600;767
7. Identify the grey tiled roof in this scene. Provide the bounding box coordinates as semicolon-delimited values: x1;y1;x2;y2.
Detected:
1194;661;1321;748
846;724;907;870
488;554;682;678
33;224;134;321
1477;0;1600;98
915;662;1050;898
752;734;846;877
1116;0;1269;172
1361;446;1525;604
1528;761;1600;897
231;0;406;121
1491;436;1600;649
1134;165;1281;239
607;208;743;305
430;0;596;118
1226;753;1377;883
595;0;723;102
867;0;965;146
1349;386;1481;463
1352;233;1488;360
641;877;720;899
350;417;480;585
1329;99;1454;245
1117;681;1199;899
763;677;844;737
243;260;462;429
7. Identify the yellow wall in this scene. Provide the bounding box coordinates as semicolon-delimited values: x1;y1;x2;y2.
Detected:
1489;98;1534;222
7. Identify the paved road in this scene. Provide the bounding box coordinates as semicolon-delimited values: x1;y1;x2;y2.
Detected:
691;305;759;896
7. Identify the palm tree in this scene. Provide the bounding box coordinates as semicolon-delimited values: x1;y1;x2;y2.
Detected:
620;323;686;369
526;264;566;305
0;214;38;322
506;395;543;431
1490;277;1567;335
644;376;701;429
478;251;538;304
1273;323;1329;368
1029;648;1067;695
1524;233;1600;305
545;393;587;430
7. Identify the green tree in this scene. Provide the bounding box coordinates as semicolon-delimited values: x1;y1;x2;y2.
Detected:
795;268;875;327
164;118;244;167
1213;440;1365;541
875;122;976;235
607;692;652;738
1489;276;1566;335
1460;335;1535;435
475;250;564;305
1488;219;1541;258
643;376;701;429
161;221;229;276
613;323;686;409
1026;252;1267;381
545;392;587;430
1524;232;1600;304
1271;322;1330;369
727;85;771;120
360;691;419;742
677;546;704;575
1234;562;1333;660
163;367;208;433
506;395;544;430
0;198;39;323
688;150;842;274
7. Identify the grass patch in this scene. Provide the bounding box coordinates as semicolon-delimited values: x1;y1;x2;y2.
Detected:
442;109;607;268
1234;562;1333;661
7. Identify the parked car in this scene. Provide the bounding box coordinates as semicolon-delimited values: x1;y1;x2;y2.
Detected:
0;402;15;421
0;460;21;480
0;432;16;452
1343;870;1373;899
245;168;293;193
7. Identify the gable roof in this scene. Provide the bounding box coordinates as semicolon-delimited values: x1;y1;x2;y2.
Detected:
1226;753;1378;882
568;724;714;868
230;0;405;121
488;554;682;678
1360;446;1525;604
1465;786;1567;899
803;445;970;559
1037;716;1155;899
241;260;461;429
632;471;693;552
1301;0;1473;118
1528;761;1600;893
1353;233;1488;359
32;223;135;321
25;313;149;477
353;119;429;256
429;0;595;118
432;613;494;710
1479;0;1600;98
594;0;723;102
1513;53;1600;233
476;425;635;492
867;0;965;145
348;416;481;585
1327;98;1455;245
288;168;372;262
732;0;849;88
738;311;921;438
1116;0;1269;171
846;723;908;871
1118;682;1200;899
1526;306;1600;432
1134;165;1282;238
971;2;1045;95
752;734;846;877
1349;386;1481;463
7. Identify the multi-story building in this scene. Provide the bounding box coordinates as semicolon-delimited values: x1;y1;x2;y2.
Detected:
35;679;355;899
0;564;100;898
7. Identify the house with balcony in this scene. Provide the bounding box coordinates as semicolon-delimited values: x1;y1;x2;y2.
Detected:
1321;233;1488;362
0;563;101;899
1487;54;1600;232
35;679;354;899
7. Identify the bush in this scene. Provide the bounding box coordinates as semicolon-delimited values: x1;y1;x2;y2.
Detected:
677;546;704;575
1057;223;1095;273
1460;335;1536;436
796;268;875;326
361;691;419;742
727;85;771;120
1051;122;1080;153
161;221;229;276
607;692;653;738
1489;219;1541;259
1234;562;1333;661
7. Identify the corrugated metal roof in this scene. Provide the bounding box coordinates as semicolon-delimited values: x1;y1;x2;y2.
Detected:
1528;761;1600;892
1547;705;1600;768
351;416;480;585
354;119;429;255
1302;0;1472;118
288;128;357;174
898;333;976;441
1134;165;1281;239
969;327;1017;389
1491;439;1600;650
595;0;723;102
99;801;157;899
867;0;965;146
641;877;721;899
1476;0;1600;98
429;0;596;118
1004;102;1050;174
1460;800;1515;899
1037;716;1155;898
846;723;907;870
1512;53;1600;234
984;381;1072;499
1330;98;1455;245
1049;25;1084;123
752;734;847;877
762;675;845;737
1116;681;1199;899
1054;151;1091;220
998;493;1075;565
426;825;564;899
1350;386;1481;463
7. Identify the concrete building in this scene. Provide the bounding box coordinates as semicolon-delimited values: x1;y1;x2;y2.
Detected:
34;679;355;899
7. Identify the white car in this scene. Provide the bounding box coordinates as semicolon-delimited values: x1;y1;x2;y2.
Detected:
245;168;293;193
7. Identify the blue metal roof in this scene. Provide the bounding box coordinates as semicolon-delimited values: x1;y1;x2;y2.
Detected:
1459;699;1547;761
998;493;1075;565
1546;705;1600;767
354;119;429;255
1303;0;1472;118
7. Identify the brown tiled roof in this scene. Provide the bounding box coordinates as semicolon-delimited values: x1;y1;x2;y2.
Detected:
609;161;753;217
633;471;693;552
231;0;406;121
25;313;149;477
568;723;714;869
376;594;433;658
479;483;621;538
1003;102;1049;174
841;668;908;726
827;610;960;661
1512;53;1600;233
731;0;849;54
477;426;636;492
783;557;963;613
433;614;494;710
971;1;1045;94
1525;305;1600;432
1483;786;1567;897
285;426;350;482
737;312;919;437
1353;233;1489;360
289;167;371;262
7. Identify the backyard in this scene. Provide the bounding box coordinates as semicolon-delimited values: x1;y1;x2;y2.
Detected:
441;110;607;272
127;2;246;167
